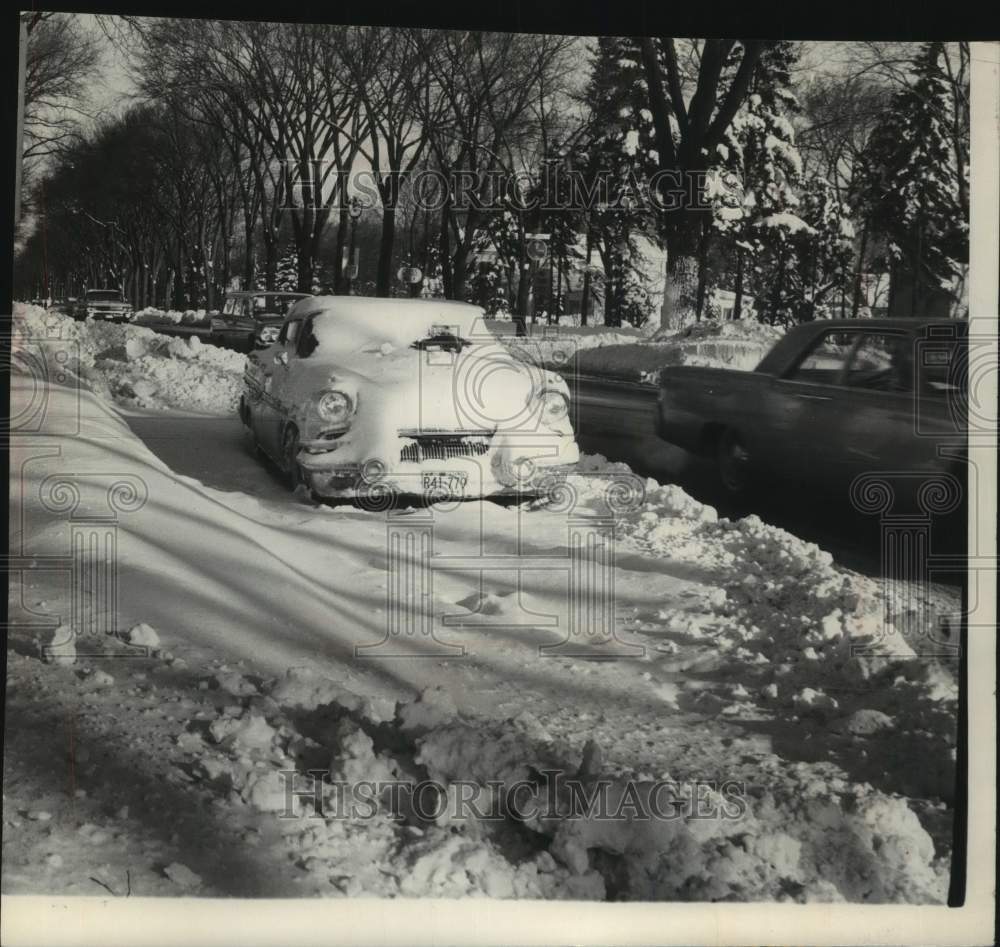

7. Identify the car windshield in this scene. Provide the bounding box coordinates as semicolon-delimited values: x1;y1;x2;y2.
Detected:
87;291;123;302
252;295;304;316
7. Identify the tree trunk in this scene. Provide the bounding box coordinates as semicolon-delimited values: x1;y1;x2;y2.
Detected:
604;254;617;327
296;244;314;294
452;248;469;302
263;238;277;292
581;225;593;326
243;212;255;290
376;204;396;297
439;202;453;299
555;253;563;325
695;225;711;321
662;252;700;330
733;246;744;321
659;218;701;331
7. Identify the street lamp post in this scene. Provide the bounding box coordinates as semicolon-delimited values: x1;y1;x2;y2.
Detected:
524;234;550;334
345;197;363;295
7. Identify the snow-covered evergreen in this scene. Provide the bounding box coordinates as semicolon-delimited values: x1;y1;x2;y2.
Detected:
856;42;969;293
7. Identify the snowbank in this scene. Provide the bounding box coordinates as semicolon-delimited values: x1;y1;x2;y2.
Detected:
507;318;785;382
502;327;651;373
14;303;244;414
134;306;213;326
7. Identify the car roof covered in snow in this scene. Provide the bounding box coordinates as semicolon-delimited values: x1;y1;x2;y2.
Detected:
287;296;489;352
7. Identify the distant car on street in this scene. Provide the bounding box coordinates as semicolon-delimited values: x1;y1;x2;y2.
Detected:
75;289;134;322
240;296;580;501
210;291;312;352
656;319;968;499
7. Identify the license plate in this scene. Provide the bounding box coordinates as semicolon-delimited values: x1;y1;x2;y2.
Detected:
422;472;467;498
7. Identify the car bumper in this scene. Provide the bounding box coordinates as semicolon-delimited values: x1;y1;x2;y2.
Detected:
298;437;580;500
87;311;133;322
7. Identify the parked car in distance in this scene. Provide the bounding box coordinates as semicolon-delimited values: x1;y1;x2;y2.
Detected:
210;291;312;352
241;296;580;501
656;319;968;499
76;288;134;322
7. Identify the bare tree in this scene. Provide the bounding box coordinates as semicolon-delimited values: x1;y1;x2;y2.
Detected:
406;29;577;301
21;14;100;175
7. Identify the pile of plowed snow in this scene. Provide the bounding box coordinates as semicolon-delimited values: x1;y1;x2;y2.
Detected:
571;455;959;802
185;661;953;902
503;327;654;373
14;303;244;414
535;318;786;382
133;306;213;326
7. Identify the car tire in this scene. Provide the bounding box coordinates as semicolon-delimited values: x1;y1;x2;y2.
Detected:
280;424;304;491
716;427;751;497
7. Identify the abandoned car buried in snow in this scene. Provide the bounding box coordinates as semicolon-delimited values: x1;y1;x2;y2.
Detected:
240;297;580;500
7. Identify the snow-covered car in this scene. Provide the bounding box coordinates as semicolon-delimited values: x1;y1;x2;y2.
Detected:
79;289;134;322
240;297;580;500
211;291;312;352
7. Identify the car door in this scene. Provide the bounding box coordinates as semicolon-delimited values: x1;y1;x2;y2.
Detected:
234;297;257;342
756;328;860;490
216;296;241;345
835;330;925;481
256;316;303;458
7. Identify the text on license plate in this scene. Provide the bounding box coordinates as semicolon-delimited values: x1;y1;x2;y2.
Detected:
422;472;467;497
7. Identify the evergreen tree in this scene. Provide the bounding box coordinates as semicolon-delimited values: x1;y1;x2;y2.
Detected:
579;36;659;326
794;177;855;319
856;42;969;306
710;41;804;322
274;250;298;292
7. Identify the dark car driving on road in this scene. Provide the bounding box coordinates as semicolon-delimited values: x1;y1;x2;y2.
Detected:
656;319;968;499
210;291;312;352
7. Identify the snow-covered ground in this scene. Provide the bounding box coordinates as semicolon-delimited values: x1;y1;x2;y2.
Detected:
5;304;960;901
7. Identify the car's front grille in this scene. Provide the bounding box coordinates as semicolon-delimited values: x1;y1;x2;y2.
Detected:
399;430;493;463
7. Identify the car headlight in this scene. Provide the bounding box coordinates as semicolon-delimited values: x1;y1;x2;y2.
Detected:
539;389;569;426
258;326;280;344
315;389;354;426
